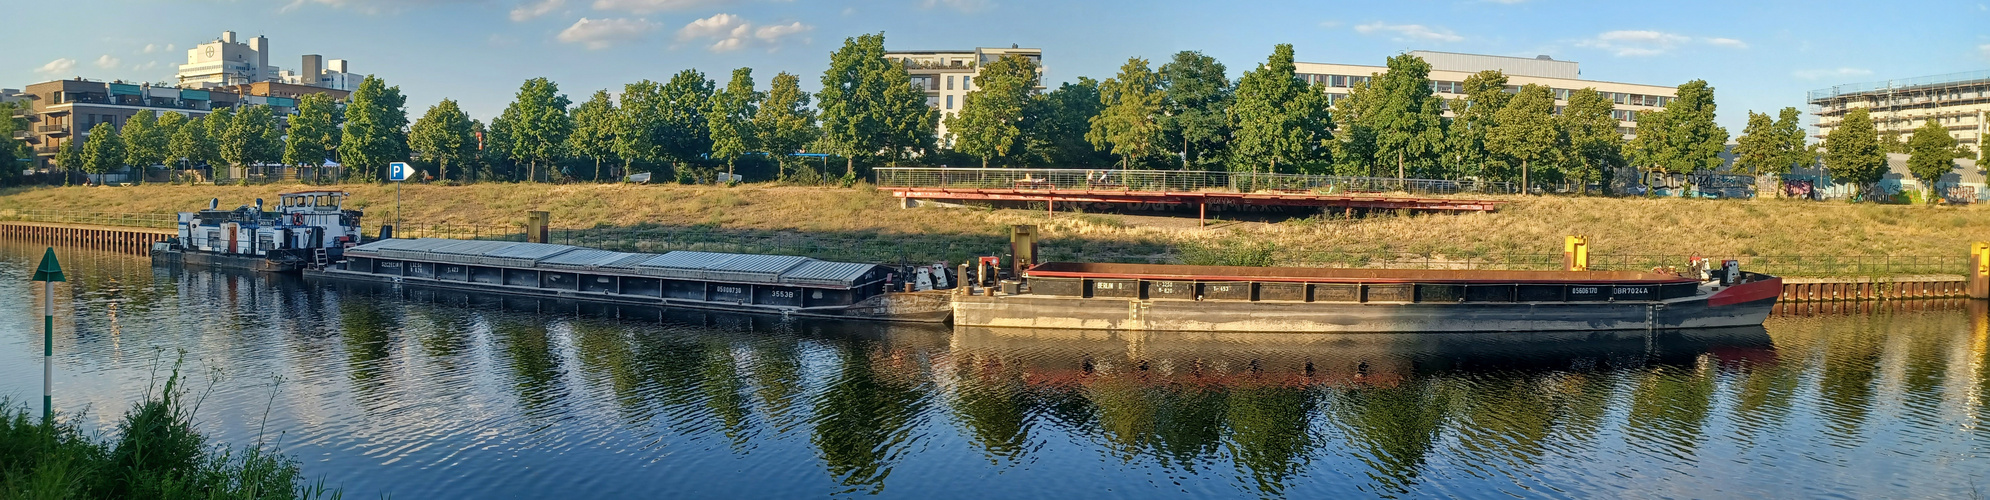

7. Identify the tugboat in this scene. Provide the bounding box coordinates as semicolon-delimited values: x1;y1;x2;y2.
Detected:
151;190;365;273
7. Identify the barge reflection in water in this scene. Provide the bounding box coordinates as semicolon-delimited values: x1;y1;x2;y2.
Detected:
6;239;1990;499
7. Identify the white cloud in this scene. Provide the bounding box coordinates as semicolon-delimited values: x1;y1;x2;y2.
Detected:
1577;30;1690;57
94;55;122;69
1793;67;1873;80
1318;20;1343;29
281;0;479;14
34;58;77;75
510;0;563;21
141;44;160;54
130;61;161;71
675;13;810;53
591;0;727;14
922;0;990;12
167;44;176;51
1704;37;1748;49
1353;22;1464;43
557;17;659;50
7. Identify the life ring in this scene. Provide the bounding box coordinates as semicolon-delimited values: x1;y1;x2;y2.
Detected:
291;213;304;226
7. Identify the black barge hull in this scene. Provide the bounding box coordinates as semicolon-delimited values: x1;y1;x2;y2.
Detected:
151;245;303;273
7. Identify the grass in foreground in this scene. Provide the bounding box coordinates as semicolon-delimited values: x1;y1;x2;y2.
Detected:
0;361;339;500
4;182;1988;274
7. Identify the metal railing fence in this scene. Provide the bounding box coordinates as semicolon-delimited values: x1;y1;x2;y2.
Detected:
874;167;1518;196
0;210;178;229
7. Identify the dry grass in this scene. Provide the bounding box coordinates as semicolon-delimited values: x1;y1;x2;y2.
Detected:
3;182;1987;270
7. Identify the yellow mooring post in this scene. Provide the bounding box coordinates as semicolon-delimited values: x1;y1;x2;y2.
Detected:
1564;236;1589;272
1970;242;1989;300
527;211;551;244
1011;225;1039;277
31;247;64;424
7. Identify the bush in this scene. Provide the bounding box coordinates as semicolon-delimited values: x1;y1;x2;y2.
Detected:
0;356;339;500
1178;239;1280;267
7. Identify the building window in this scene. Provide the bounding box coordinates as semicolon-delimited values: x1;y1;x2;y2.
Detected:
947;75;954;90
946;95;953;109
965;76;973;89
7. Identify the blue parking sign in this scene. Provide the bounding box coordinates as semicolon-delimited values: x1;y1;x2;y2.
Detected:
388;162;411;182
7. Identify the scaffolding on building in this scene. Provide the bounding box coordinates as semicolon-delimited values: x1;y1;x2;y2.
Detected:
1807;70;1990;153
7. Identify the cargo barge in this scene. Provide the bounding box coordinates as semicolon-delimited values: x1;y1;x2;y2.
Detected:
151;191;365;273
954;262;1782;333
305;238;954;323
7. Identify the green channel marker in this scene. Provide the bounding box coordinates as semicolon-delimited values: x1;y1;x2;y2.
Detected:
32;247;63;424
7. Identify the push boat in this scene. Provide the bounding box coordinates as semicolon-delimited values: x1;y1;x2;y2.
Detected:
304;237;955;323
150;191;364;273
953;261;1783;333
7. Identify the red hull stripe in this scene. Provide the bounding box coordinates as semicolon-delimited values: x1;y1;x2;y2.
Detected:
1709;278;1783;307
1023;270;1697;286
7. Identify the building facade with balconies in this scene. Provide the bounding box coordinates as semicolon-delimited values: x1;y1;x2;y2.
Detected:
18;79;347;171
884;46;1043;145
1296;51;1680;138
1808;70;1989;159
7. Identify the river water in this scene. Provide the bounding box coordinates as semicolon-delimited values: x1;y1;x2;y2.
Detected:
3;241;1988;499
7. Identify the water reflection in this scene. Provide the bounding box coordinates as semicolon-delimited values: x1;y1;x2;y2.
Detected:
5;239;1990;499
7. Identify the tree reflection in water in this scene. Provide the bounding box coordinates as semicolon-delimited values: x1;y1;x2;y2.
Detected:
810;341;932;494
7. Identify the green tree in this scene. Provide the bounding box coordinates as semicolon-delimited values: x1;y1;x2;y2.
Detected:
120;111;168;181
1485;84;1561;190
154;112;188;167
820;33;933;179
947;54;1040;167
0;103;25;184
1087;57;1167;169
1158;51;1231;169
1020;78;1112;168
221;104;281;177
54;138;84;184
658;70;716;183
284;94;341;181
706;68;760;182
498;77;573;182
1771;107;1814;175
616;79;666;176
81;122;125;175
1629;80;1727;192
1357;54;1447;180
1444;71;1511;179
1822;107;1888;201
338;76;411;181
754;72;820;182
1905;118;1961;204
1560;88;1623;194
567;90;620;182
409;99;479;182
168;114;218;172
1228;44;1333;175
1330;80;1379;177
1731;111;1779;175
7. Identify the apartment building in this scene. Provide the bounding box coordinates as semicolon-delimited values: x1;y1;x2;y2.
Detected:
1808;70;1989;158
1296;51;1680;137
884;46;1043;144
17;78;347;171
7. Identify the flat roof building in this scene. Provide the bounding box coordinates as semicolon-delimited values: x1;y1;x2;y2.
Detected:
884;46;1043;146
1807;70;1989;158
17;78;347;171
1296;50;1681;137
178;31;360;91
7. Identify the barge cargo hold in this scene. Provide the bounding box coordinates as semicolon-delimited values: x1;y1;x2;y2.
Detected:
306;238;954;323
954;262;1782;333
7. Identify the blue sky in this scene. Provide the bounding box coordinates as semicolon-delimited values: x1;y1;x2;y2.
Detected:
6;0;1987;134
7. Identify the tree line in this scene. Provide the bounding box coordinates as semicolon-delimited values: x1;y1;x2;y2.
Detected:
8;34;1979;201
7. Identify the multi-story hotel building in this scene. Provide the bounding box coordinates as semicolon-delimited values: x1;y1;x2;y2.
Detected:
883;46;1043;145
1297;51;1681;137
1808;70;1988;158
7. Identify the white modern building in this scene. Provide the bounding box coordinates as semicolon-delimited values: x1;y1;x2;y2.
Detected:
178;31;359;91
1296;51;1681;137
884;46;1043;145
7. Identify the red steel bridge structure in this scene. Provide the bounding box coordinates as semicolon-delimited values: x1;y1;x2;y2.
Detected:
875;168;1506;225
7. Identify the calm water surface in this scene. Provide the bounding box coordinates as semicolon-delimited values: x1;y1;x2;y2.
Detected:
3;241;1989;499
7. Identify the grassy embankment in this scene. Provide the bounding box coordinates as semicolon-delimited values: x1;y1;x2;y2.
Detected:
0;361;337;499
3;182;1988;275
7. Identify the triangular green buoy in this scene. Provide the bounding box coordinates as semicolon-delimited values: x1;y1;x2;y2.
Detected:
32;248;64;283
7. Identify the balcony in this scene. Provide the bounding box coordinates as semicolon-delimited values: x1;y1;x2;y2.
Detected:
36;125;67;136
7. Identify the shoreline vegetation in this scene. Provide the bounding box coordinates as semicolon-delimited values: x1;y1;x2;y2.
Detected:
3;182;1987;276
0;357;339;500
